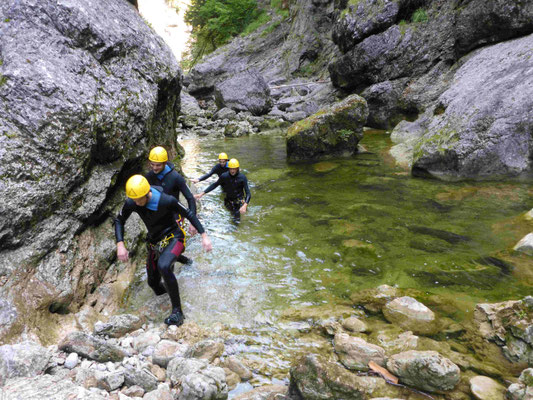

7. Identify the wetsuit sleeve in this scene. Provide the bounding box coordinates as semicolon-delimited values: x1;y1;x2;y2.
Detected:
198;165;217;181
203;178;221;194
243;175;251;204
169;197;205;234
114;201;134;243
175;174;196;215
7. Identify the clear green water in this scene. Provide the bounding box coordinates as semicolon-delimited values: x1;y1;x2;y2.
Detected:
124;130;532;380
178;131;532;325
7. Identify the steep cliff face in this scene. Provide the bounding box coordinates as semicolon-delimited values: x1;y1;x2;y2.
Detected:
186;0;344;115
0;0;182;342
329;0;533;180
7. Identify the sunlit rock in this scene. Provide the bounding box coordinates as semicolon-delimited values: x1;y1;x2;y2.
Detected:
387;350;460;392
469;376;505;400
334;333;386;372
513;233;533;256
382;297;437;335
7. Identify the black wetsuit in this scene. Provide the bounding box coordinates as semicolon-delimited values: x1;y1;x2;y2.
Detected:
204;171;251;221
114;187;204;314
146;162;196;265
145;162;196;215
198;163;229;181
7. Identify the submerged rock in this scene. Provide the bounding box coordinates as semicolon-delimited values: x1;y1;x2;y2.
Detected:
334;333;387;372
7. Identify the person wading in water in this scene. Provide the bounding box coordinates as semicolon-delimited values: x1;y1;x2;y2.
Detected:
191;152;229;183
145;146;197;264
194;158;251;223
114;175;212;326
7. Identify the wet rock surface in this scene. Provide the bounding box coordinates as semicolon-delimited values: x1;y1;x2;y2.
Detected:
0;0;182;342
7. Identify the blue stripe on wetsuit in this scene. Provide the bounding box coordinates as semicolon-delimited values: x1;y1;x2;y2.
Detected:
146;188;161;211
156;164;172;181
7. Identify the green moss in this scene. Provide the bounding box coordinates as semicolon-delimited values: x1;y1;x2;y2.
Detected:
4;18;10;23
260;19;281;37
413;126;459;161
287;109;327;138
0;74;7;86
241;11;271;36
411;8;428;23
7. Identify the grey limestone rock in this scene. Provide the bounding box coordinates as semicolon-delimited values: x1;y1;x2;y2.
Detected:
286;94;368;162
0;0;182;339
0;374;108;399
59;331;129;363
214;70;273;116
334;333;386;372
0;341;51;386
94;314;143;338
411;34;533;180
514;233;533;256
387;350;460;392
382;296;437;335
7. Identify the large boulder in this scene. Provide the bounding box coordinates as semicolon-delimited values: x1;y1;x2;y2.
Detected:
0;0;181;342
334;333;386;372
214;70;273;116
0;342;51;386
1;374;108;399
286;94;368;162
410;33;533;180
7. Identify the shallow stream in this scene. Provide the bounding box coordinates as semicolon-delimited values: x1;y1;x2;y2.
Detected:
124;130;533;386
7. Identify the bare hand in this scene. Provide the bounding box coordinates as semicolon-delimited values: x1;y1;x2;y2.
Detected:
117;242;129;262
194;193;204;200
191;178;200;183
239;203;248;214
201;234;212;252
188;224;198;236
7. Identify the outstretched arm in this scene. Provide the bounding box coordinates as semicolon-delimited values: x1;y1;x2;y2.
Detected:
114;201;134;261
171;198;212;252
194;178;221;200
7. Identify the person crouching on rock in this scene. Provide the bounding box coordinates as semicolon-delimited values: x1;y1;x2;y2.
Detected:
114;175;212;326
194;158;251;223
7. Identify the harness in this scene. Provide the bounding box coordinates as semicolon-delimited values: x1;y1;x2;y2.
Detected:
149;224;187;255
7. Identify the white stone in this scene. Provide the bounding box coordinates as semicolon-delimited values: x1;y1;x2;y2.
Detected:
64;352;79;369
470;376;506;400
513;233;533;256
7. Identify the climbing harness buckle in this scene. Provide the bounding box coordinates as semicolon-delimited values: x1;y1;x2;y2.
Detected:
158;233;174;252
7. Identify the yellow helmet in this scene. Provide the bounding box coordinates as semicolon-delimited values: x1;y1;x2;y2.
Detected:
126;175;151;199
228;158;239;168
149;146;168;162
218;152;228;160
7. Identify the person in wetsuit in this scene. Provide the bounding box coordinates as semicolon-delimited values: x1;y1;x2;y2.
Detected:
195;158;251;222
145;146;197;264
191;152;229;183
114;175;212;326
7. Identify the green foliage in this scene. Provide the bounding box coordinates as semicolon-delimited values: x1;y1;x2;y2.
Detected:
4;18;10;23
241;11;271;36
184;0;261;66
261;19;281;37
411;8;428;23
270;0;289;18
